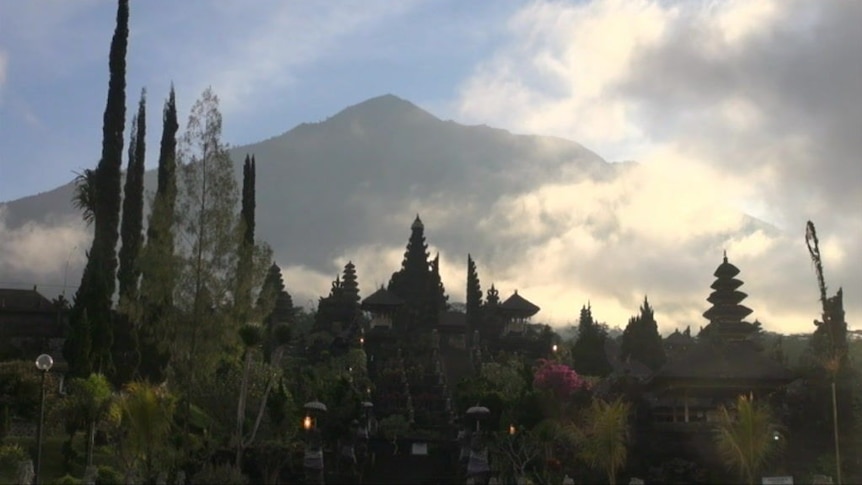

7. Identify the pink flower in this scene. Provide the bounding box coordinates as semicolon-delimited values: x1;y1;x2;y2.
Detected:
532;359;586;400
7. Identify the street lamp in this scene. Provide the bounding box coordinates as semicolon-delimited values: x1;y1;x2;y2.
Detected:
34;354;53;485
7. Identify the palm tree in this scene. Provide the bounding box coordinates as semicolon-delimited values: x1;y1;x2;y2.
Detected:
116;381;176;479
714;394;784;485
72;168;97;226
571;397;631;485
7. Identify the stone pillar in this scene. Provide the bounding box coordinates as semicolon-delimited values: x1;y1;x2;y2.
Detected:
16;460;34;485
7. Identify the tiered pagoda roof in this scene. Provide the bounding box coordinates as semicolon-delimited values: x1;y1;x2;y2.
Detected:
700;253;758;341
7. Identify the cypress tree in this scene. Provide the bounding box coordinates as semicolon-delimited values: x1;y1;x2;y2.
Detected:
65;0;129;376
235;154;256;319
113;88;146;384
619;296;666;371
118;88;146;303
466;254;483;338
137;87;178;383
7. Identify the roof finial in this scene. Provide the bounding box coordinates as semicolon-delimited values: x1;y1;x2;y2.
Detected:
723;249;728;263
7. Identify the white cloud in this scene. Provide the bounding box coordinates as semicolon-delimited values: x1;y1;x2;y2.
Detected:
0;207;90;289
452;0;862;334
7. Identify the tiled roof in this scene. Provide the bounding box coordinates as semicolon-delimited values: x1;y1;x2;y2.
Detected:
0;288;55;312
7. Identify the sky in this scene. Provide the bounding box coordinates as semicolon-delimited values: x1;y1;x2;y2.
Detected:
0;0;860;335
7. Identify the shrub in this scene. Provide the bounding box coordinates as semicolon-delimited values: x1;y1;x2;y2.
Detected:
0;442;27;470
51;474;83;485
192;462;248;485
96;465;123;485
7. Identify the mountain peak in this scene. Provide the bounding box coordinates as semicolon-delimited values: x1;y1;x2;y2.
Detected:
328;94;440;126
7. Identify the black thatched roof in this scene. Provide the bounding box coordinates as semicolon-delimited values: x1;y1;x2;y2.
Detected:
499;290;540;316
648;339;795;388
360;286;404;310
0;288;55;311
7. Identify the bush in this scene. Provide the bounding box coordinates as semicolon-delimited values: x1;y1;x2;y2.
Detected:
96;465;123;485
192;462;248;485
51;474;83;485
0;442;27;470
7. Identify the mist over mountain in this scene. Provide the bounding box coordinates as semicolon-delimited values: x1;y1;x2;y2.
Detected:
0;94;799;332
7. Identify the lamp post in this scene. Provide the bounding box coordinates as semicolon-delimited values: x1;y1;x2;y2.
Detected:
34;353;53;485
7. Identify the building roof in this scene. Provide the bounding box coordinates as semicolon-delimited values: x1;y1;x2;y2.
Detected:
438;310;466;328
499;291;540;316
648;339;796;388
360;286;404;310
0;288;55;312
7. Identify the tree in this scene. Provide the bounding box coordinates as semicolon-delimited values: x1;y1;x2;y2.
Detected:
235;154;256;321
171;88;271;425
113;88;147;385
570;397;631;485
118;88;146;305
466;254;483;340
714;394;784;485
137;86;178;384
66;0;129;377
570;304;611;377
67;373;114;467
619;296;666;371
113;381;176;481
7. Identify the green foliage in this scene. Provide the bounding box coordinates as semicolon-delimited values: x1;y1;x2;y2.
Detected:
192;462;248;485
51;474;83;485
95;465;123;485
378;414;410;442
137;87;180;384
714;394;784;485
0;442;27;470
113;381;176;478
0;360;57;422
568;397;631;485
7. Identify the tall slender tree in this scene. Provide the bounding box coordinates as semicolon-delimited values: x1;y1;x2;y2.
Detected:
113;88;147;384
466;254;483;340
65;0;129;376
235;154;256;320
137;87;178;383
118;88;146;304
619;296;666;371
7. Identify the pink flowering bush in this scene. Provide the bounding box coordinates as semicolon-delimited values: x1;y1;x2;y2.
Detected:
532;359;587;401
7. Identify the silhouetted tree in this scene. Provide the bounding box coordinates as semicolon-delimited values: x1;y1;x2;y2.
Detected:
620;296;666;371
466;254;483;341
65;0;128;377
137;86;178;383
570;304;611;377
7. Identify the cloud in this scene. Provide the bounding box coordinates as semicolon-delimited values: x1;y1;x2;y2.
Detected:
454;0;862;334
0;207;90;293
